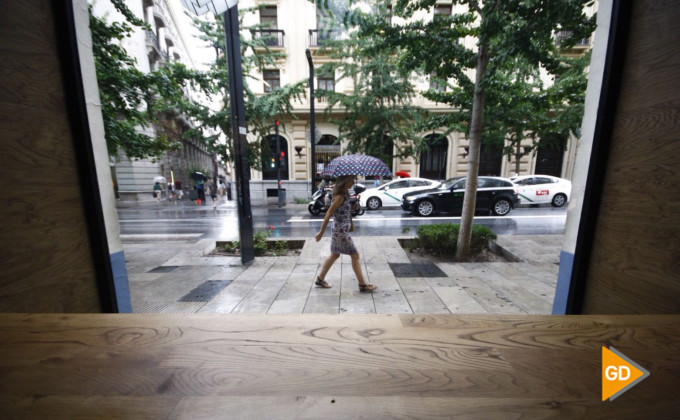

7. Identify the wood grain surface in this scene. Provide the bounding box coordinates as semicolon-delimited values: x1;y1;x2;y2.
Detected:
0;0;102;312
0;314;678;419
582;0;680;313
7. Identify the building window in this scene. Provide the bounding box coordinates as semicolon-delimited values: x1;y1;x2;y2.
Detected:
386;5;393;25
261;135;289;180
263;70;280;93
318;76;334;92
315;135;340;176
429;73;446;92
260;6;277;28
420;134;448;180
479;144;503;176
317;75;334;102
434;4;452;18
535;143;565;177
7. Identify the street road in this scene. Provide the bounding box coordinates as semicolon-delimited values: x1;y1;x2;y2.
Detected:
117;201;567;241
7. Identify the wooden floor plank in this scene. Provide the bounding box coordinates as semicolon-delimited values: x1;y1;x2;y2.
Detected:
1;314;679;418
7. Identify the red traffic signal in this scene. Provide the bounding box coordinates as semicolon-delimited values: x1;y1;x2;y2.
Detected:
275;120;280;126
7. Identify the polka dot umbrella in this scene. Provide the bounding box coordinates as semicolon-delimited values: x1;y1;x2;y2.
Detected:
321;154;392;179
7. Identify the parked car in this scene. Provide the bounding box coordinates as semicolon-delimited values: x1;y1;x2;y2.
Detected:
401;176;521;217
359;177;441;210
509;175;571;207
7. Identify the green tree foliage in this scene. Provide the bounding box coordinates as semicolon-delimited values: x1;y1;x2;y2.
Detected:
90;0;207;160
359;0;595;260
313;1;428;166
91;1;306;168
187;7;307;169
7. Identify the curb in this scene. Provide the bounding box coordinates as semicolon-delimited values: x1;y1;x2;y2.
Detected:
489;240;524;262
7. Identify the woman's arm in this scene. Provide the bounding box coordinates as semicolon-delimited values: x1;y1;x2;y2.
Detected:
315;195;344;242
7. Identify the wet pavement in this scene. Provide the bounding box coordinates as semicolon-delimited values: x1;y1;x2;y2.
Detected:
117;198;568;240
121;199;564;314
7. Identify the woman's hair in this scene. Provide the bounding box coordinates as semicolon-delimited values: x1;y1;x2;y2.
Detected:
333;175;355;196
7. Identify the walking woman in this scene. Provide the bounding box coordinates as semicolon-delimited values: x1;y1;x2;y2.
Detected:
314;175;377;292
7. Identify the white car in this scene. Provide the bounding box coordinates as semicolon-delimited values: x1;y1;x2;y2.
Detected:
510;175;572;207
360;177;440;210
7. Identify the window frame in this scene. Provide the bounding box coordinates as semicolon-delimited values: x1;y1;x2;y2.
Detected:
263;69;280;93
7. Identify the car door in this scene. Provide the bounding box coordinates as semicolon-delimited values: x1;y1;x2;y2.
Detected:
475;178;494;211
443;179;466;212
381;180;409;206
532;177;554;203
516;176;538;204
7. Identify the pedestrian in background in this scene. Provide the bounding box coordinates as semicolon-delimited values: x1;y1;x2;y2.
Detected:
209;180;218;209
153;182;161;202
218;179;226;201
373;176;380;188
196;178;206;205
168;182;175;203
175;179;183;200
314;175;377;292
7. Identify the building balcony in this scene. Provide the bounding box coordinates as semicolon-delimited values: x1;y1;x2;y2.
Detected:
146;30;168;61
252;29;285;48
555;30;591;48
309;29;340;48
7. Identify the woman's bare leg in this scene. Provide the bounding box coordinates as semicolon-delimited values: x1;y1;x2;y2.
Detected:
351;252;377;291
350;252;367;285
317;253;340;281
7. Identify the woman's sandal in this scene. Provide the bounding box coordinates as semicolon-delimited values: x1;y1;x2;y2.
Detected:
315;277;332;288
359;283;377;292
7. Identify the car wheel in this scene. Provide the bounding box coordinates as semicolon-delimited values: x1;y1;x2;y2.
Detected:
308;203;321;216
492;199;511;216
416;200;435;217
552;193;567;207
366;197;382;210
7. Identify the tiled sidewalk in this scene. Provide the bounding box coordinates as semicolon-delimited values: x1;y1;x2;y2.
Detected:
125;235;562;315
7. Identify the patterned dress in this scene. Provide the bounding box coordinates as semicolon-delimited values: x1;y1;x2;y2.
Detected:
330;192;357;255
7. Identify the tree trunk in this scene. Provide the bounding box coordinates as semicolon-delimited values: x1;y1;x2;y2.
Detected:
515;135;521;175
455;42;489;261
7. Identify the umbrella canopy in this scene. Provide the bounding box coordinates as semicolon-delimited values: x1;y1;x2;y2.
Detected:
321;154;392;179
395;171;411;178
154;176;167;184
191;172;207;181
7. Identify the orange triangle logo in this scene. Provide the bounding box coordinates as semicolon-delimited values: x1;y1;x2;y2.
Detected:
602;346;650;401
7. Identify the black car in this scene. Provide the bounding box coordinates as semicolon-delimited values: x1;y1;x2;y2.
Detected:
401;176;521;216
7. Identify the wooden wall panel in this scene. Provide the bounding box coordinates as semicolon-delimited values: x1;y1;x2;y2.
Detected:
582;0;680;313
0;0;102;312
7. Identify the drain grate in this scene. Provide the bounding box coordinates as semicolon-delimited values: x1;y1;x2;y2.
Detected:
148;266;179;273
178;280;231;302
389;263;447;278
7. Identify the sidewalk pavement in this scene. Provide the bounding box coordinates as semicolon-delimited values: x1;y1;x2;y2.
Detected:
124;233;563;315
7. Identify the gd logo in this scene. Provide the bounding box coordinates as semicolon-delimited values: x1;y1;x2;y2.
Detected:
602;346;650;401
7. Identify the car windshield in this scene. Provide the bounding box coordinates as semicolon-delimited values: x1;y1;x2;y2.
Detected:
441;178;462;189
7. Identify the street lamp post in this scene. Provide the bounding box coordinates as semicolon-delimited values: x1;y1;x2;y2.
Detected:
181;0;254;264
305;49;316;197
275;119;283;208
